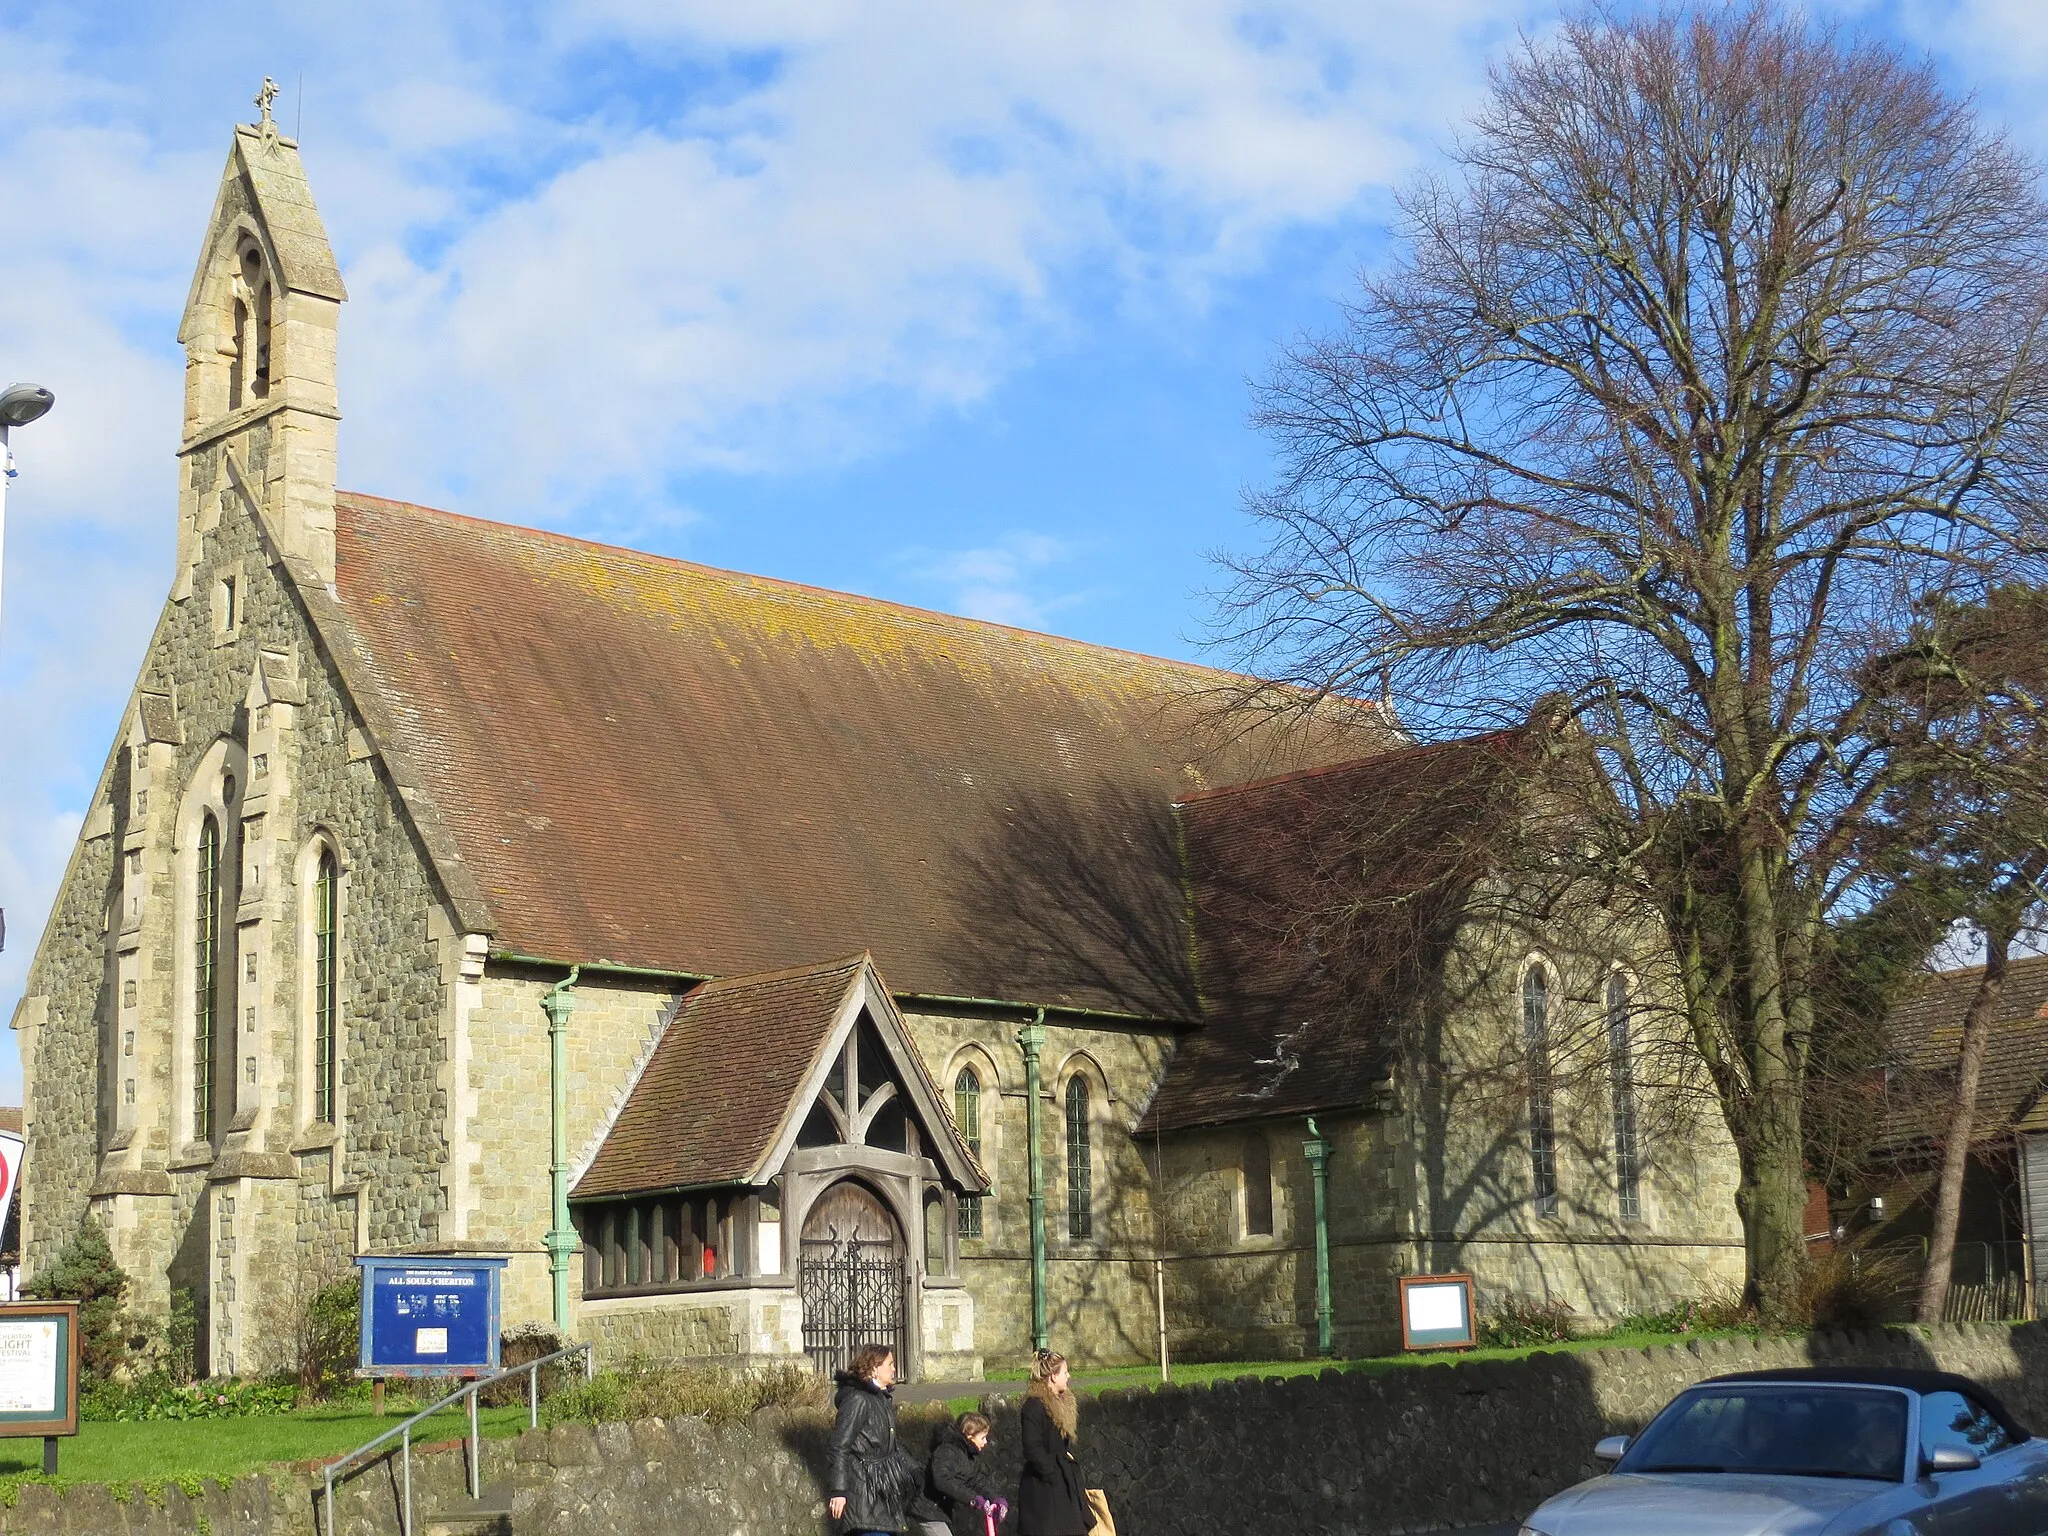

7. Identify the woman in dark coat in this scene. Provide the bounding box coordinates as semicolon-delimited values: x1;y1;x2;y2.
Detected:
828;1344;918;1535
1017;1349;1094;1536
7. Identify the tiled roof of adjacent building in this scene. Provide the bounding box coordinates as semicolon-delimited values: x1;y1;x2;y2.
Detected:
328;494;1398;1021
1147;726;1541;1131
1875;953;2048;1156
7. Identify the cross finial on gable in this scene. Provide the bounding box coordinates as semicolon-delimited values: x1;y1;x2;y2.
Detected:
254;77;280;124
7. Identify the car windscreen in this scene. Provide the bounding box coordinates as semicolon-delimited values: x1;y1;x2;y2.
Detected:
1619;1385;1906;1482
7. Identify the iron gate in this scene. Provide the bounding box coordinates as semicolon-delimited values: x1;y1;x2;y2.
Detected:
799;1233;904;1377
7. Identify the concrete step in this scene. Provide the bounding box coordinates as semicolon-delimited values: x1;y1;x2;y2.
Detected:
421;1479;513;1536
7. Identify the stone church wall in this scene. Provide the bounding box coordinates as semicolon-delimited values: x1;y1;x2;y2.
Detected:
468;969;681;1332
9;799;118;1289
1409;892;1747;1327
1163;1110;1437;1360
12;454;456;1358
904;1007;1177;1372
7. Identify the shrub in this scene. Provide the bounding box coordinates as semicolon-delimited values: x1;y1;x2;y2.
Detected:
1615;1299;1701;1335
1797;1248;1916;1330
1478;1293;1577;1348
1616;1295;1752;1336
296;1277;361;1401
1687;1285;1762;1331
81;1373;299;1422
24;1221;138;1379
165;1288;198;1384
538;1358;826;1428
481;1323;574;1408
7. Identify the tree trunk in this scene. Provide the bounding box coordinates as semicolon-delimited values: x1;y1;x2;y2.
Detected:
1734;827;1812;1322
1743;1067;1811;1322
1916;926;2013;1324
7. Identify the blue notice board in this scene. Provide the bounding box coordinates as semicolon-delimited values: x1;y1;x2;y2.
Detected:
355;1256;508;1378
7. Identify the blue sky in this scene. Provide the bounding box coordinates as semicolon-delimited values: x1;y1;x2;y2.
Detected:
0;0;2041;1101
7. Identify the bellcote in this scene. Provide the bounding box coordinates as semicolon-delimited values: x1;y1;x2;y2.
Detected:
175;94;346;592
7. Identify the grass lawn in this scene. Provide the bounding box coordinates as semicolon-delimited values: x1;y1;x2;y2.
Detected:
0;1399;534;1500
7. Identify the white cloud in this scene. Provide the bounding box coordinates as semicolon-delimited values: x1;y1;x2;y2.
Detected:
0;0;1542;1088
897;532;1087;627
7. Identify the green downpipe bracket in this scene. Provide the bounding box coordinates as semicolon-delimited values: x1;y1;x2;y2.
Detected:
1305;1117;1334;1357
542;966;581;1335
1017;1010;1049;1353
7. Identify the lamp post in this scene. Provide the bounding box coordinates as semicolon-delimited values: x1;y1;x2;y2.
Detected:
0;385;56;651
0;383;56;645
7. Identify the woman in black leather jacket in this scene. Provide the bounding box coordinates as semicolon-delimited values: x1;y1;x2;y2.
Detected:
828;1344;918;1534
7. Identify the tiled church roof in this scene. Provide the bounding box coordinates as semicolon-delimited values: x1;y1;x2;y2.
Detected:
326;493;1396;1021
1148;728;1542;1131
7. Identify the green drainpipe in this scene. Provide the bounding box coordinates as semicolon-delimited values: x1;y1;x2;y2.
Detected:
542;966;581;1334
1305;1117;1334;1356
1017;1010;1049;1353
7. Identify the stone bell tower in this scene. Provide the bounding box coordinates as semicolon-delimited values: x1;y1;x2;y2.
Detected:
173;79;346;597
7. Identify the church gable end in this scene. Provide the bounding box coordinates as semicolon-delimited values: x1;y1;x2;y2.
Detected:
11;108;476;1374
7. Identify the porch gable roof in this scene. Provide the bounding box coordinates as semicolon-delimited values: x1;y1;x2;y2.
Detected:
571;953;983;1201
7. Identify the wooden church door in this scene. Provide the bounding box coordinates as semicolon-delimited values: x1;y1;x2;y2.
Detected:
799;1180;906;1377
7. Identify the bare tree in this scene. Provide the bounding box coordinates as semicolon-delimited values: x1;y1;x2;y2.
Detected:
1221;6;2048;1317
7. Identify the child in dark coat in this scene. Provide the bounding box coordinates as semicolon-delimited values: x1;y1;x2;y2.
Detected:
910;1412;1007;1536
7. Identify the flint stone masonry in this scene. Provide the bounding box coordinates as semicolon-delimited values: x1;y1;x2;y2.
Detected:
15;448;451;1370
5;1323;2046;1534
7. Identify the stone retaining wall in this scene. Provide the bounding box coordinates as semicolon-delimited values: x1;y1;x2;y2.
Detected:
6;1322;2046;1534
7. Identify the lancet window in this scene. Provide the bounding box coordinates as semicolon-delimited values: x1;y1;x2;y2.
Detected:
955;1067;984;1239
1523;964;1559;1218
1065;1076;1092;1241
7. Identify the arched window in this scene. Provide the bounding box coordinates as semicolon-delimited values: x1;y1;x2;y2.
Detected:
313;850;340;1124
1242;1132;1273;1238
1522;964;1558;1218
229;293;248;409
1065;1076;1093;1241
229;242;272;407
252;275;272;400
954;1067;983;1239
1608;971;1641;1221
194;814;221;1141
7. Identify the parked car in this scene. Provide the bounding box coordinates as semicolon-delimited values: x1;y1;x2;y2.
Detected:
1518;1367;2048;1535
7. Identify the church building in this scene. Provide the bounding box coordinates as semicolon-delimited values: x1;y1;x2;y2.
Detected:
11;111;1745;1379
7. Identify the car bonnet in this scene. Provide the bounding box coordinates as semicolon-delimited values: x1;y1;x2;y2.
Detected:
1527;1471;1887;1536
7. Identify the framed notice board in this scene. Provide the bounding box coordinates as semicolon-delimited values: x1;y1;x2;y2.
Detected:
1398;1273;1477;1351
0;1301;80;1438
355;1256;507;1379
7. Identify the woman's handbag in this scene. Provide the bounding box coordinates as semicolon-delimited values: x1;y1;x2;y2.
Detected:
1085;1487;1117;1536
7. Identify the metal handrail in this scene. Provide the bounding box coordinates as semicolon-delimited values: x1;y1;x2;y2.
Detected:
320;1342;594;1536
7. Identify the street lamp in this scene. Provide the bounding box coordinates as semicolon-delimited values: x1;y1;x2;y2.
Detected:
0;382;56;643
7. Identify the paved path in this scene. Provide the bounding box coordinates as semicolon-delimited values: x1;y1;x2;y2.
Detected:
896;1374;1159;1404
